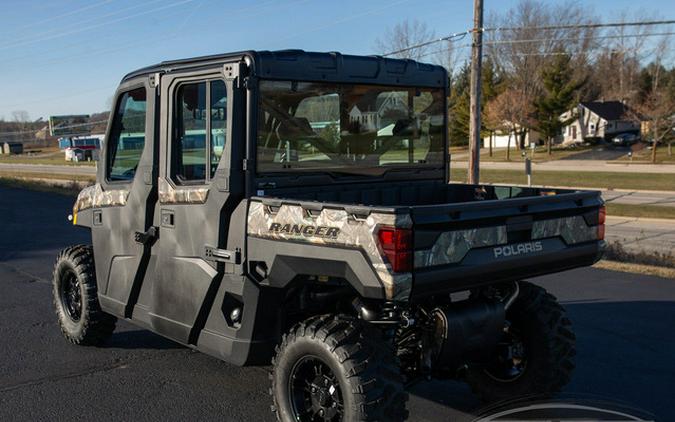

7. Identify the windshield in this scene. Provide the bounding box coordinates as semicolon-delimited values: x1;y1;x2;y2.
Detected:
256;80;445;175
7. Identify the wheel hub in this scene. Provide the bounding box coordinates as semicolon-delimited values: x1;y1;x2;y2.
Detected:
60;270;82;322
289;356;343;421
485;325;527;381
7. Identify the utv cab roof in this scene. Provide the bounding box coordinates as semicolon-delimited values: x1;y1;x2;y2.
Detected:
122;50;448;88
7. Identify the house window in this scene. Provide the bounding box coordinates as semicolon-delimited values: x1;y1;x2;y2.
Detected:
590;124;595;130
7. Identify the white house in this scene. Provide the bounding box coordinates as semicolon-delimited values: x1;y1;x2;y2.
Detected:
560;101;640;145
348;92;409;133
349;106;380;132
482;124;542;149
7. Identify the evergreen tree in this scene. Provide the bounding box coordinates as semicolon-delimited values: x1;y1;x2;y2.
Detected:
448;64;470;146
533;53;585;154
448;59;501;146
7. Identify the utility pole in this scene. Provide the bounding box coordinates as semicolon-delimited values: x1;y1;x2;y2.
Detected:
468;0;484;184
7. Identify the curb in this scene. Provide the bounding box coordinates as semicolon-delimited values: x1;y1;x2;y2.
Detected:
450;180;675;195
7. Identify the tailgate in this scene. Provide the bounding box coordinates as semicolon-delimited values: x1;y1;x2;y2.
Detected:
410;187;605;298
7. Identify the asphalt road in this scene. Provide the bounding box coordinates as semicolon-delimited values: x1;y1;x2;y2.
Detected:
0;162;96;176
1;186;674;421
604;190;675;208
452;158;675;174
3;161;675;210
606;216;675;254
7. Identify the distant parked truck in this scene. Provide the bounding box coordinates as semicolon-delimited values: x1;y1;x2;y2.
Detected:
2;141;23;155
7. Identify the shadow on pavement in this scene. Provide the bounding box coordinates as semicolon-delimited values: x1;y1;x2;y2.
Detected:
106;329;184;351
559;144;629;160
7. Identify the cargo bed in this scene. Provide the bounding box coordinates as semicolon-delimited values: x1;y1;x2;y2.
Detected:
251;182;606;300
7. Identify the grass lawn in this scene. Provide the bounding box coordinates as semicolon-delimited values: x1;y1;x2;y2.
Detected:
450;168;675;191
0;149;96;166
613;145;675;164
605;203;675;220
0;176;88;196
476;145;594;162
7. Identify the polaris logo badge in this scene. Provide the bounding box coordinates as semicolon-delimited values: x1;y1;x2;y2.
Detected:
493;241;543;258
269;223;340;239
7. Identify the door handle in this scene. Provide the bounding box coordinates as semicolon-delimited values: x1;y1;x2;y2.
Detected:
134;226;158;245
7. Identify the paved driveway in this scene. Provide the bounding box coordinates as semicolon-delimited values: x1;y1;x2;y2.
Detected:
1;186;673;421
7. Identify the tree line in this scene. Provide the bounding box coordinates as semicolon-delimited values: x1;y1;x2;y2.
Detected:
375;0;675;161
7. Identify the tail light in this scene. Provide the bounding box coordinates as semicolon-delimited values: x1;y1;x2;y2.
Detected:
377;227;413;273
597;206;606;240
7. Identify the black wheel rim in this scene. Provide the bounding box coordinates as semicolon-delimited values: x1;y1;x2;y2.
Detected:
60;268;82;322
288;355;344;422
484;324;527;382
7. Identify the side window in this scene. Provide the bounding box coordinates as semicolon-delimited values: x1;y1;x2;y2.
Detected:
173;79;227;183
107;87;147;181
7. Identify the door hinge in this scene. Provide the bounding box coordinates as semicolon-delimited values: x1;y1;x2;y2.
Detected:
242;158;250;171
149;72;160;90
223;62;245;88
204;246;241;264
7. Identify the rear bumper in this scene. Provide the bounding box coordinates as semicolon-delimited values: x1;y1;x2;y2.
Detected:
411;239;605;299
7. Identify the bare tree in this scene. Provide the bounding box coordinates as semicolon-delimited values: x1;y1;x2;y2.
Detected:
11;110;32;143
12;110;30;123
485;1;597;137
486;87;535;160
374;19;436;61
635;37;675;161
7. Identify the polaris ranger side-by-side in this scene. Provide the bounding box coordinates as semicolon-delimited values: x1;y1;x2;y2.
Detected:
52;50;605;421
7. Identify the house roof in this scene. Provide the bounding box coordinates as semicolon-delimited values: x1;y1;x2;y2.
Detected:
581;101;629;121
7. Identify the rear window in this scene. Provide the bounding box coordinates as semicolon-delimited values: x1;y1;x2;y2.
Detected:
256;80;445;176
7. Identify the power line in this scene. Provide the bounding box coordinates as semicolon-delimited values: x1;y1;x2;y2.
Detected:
1;0;295;69
383;31;468;57
0;0;166;50
0;0;195;51
383;19;675;58
14;0;117;30
484;19;675;33
416;30;675;60
0;0;303;115
485;31;675;46
0;120;109;138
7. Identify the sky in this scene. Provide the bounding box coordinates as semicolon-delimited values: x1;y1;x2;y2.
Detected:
0;0;673;120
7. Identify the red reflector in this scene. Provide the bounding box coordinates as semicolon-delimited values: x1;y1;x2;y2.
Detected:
597;224;605;240
599;206;606;225
377;228;413;272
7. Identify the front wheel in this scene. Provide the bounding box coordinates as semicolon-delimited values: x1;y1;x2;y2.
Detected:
270;315;407;422
465;281;576;403
52;245;116;345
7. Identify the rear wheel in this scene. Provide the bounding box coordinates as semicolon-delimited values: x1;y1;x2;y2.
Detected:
52;245;116;345
271;315;407;422
465;281;575;402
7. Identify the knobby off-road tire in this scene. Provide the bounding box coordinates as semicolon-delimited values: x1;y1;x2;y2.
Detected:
465;281;576;403
270;315;408;422
52;245;116;345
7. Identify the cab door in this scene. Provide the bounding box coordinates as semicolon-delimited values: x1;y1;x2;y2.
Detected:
149;64;246;344
94;76;159;318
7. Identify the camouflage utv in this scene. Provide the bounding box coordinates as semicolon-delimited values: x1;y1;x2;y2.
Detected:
52;50;605;421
